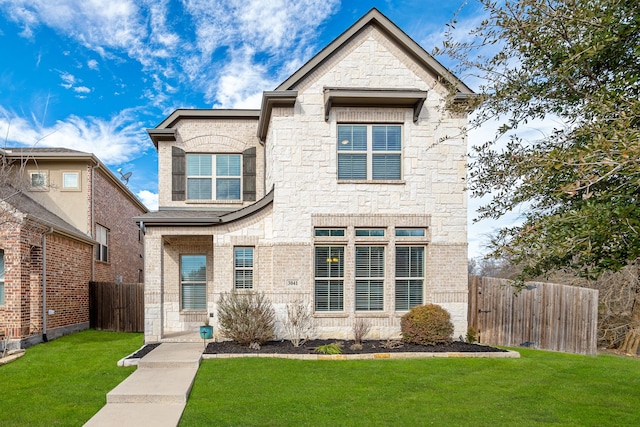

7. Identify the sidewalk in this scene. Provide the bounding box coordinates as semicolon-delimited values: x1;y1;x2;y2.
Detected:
84;343;204;427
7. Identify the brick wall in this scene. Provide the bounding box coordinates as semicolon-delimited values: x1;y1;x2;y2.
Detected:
0;217;92;344
92;169;145;283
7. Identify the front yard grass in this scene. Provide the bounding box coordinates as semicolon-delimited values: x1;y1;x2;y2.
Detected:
182;349;640;426
0;330;142;426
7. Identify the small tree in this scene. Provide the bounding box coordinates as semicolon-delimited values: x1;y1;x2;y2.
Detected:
217;291;275;348
283;300;314;347
353;318;371;345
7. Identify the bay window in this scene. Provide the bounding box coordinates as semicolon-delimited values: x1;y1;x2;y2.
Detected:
315;246;344;311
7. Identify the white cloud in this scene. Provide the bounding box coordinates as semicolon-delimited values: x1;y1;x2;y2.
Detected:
59;71;76;89
137;190;158;211
87;59;99;70
74;86;91;93
0;106;151;165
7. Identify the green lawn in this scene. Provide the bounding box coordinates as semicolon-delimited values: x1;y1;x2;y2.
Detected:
2;332;639;426
182;349;640;427
0;330;142;427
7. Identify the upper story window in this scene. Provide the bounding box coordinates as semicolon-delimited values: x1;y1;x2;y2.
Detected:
337;125;402;181
95;224;109;263
186;154;241;201
30;171;47;190
62;171;80;191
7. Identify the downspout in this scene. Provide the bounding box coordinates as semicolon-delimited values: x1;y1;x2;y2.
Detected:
90;163;99;281
42;227;54;343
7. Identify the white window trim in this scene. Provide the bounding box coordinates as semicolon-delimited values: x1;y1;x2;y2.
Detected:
61;171;81;191
234;247;254;290
337;124;403;182
186;153;242;201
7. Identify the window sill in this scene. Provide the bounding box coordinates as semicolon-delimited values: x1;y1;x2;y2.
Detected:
337;180;405;185
355;312;389;318
313;312;349;318
186;199;243;204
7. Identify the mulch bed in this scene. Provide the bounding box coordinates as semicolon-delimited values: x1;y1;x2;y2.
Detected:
204;339;507;355
126;343;161;359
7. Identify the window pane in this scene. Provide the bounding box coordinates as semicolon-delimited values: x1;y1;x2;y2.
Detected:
234;248;253;268
395;247;424;310
355;246;384;277
396;229;426;237
235;270;253;289
181;255;206;282
182;283;206;310
337;125;367;151
315;229;346;237
315;247;344;278
355;229;385;237
217;155;241;176
187;178;212;199
63;172;79;188
216;178;241;200
356;280;384;310
372;126;401;151
372;154;401;180
187;155;212;176
315;280;344;311
338;154;366;179
31;173;46;187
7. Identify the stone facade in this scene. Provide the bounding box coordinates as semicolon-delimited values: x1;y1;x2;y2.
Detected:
139;9;471;343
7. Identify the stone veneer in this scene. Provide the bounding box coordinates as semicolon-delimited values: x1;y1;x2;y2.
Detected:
144;23;468;343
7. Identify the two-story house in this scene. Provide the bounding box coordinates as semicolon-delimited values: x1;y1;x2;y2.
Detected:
137;9;473;343
0;148;147;348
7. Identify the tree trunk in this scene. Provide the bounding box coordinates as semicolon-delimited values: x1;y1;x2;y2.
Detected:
619;270;640;354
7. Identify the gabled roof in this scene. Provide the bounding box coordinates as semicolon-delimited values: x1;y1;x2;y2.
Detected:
0;184;95;245
275;8;474;96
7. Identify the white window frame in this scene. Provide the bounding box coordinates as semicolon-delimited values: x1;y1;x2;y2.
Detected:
62;171;81;191
186;154;242;201
395;246;425;311
355;246;385;311
234;247;254;289
337;124;402;181
95;224;109;263
314;246;345;312
180;254;207;311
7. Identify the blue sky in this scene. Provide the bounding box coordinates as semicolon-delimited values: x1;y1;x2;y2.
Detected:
0;0;511;257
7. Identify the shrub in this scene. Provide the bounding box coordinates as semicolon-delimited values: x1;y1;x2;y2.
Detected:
314;342;343;355
353;318;371;345
400;304;454;345
283;300;314;347
217;291;275;347
466;326;477;343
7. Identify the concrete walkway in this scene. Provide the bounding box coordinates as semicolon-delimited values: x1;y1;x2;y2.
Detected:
84;343;204;427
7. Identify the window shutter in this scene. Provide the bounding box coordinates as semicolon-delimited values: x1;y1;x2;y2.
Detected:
243;147;256;201
172;147;186;201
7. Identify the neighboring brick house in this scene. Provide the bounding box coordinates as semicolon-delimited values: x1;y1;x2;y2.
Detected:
137;9;473;343
0;148;147;348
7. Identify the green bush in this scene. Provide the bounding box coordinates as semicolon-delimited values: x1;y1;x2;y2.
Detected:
400;304;454;345
217;291;275;347
314;342;343;355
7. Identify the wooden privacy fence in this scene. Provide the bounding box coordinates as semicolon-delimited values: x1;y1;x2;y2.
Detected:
89;282;144;332
468;276;599;355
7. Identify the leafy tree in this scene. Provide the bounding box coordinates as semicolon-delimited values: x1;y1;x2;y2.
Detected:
437;0;640;353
